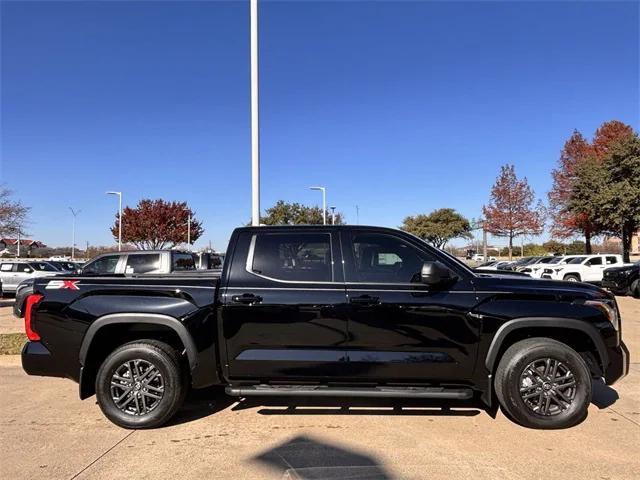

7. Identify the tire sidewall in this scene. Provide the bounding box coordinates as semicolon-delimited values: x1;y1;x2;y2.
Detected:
499;342;591;429
96;343;182;429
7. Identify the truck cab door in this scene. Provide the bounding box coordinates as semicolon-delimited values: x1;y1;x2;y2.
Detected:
220;229;349;381
341;230;480;382
584;256;604;282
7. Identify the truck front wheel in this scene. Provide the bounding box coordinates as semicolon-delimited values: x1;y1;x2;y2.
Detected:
495;338;592;429
96;340;186;429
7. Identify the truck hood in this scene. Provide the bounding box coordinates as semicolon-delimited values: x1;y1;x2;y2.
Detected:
472;272;608;299
604;264;639;273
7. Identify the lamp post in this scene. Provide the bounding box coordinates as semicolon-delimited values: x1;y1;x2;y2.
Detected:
106;191;122;251
329;206;336;225
69;207;81;260
187;214;191;248
309;186;326;225
250;0;260;226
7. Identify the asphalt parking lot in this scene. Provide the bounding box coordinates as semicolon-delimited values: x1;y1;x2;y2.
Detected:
1;298;638;480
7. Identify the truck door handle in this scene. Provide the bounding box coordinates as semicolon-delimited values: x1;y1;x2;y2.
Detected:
349;295;380;305
231;293;263;305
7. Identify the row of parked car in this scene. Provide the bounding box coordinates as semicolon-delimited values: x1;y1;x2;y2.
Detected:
0;250;225;295
475;254;640;297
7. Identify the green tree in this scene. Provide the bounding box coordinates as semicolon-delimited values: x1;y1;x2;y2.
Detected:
401;208;472;249
596;134;640;262
568;132;640;262
260;200;344;225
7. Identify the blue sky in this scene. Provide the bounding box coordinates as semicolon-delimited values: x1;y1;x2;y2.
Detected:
1;0;638;250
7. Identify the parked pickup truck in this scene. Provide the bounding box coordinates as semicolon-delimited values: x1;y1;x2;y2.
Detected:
602;261;640;297
12;249;200;318
21;225;629;430
545;254;623;283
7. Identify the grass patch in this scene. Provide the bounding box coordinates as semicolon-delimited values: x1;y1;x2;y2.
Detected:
0;333;26;355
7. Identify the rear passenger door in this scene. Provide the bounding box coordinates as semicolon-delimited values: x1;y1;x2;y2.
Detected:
221;229;349;381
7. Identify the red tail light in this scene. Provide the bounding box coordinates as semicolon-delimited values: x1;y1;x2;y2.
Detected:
24;294;44;341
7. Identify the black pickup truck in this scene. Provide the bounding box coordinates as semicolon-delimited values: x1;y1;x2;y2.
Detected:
21;225;629;429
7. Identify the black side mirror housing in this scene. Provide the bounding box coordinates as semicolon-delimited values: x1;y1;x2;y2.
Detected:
421;261;454;286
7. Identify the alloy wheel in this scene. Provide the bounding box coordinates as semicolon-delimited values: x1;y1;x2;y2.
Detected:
110;359;165;416
519;358;576;416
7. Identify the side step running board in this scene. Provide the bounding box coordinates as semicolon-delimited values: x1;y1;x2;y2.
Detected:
225;385;472;400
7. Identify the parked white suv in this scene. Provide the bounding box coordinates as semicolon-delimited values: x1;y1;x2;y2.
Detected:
0;261;59;293
546;254;623;283
527;255;580;278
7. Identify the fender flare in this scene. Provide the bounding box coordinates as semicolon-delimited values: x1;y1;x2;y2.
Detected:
79;313;198;371
485;317;608;372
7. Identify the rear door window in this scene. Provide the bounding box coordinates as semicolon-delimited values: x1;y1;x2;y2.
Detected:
587;257;603;266
249;233;333;282
16;264;33;273
125;254;161;274
172;253;196;271
605;256;618;265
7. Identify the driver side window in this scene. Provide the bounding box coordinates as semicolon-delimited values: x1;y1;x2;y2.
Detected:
347;232;430;283
83;255;120;275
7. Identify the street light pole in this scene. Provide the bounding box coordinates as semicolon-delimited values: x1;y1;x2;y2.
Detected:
69;207;81;260
106;191;122;251
187;214;191;247
309;186;326;225
250;0;260;226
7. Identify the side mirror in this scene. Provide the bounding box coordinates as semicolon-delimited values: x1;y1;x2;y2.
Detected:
421;261;453;286
24;268;33;274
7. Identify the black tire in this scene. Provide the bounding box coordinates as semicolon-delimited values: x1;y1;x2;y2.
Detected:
96;340;187;429
495;337;592;429
563;274;581;282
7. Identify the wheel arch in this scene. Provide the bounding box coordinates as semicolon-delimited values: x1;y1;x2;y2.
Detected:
485;318;608;376
78;313;199;399
563;271;581;281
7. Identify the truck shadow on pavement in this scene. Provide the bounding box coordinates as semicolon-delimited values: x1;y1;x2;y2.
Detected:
591;379;619;409
166;380;618;428
252;434;393;480
233;396;482;418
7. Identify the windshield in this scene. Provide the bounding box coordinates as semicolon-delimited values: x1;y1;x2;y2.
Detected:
567;256;587;264
478;261;496;267
548;257;565;264
29;262;58;272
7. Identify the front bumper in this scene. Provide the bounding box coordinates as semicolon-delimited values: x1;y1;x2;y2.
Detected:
22;341;67;378
602;278;628;293
604;341;630;385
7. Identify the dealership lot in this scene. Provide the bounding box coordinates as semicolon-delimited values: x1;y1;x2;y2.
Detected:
0;298;638;480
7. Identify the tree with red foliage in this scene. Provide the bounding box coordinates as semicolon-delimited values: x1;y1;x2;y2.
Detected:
548;120;633;253
592;120;634;160
483;165;544;260
548;130;594;247
111;199;204;250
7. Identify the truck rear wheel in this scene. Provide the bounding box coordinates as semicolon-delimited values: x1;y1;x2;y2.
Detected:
96;340;186;429
495;338;592;429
